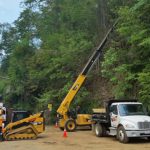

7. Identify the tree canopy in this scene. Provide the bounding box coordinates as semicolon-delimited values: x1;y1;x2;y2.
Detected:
0;0;149;122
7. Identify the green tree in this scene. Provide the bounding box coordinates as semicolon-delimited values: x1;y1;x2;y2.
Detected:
0;0;109;119
102;0;150;107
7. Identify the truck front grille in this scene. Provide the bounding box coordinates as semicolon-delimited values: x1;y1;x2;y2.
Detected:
138;122;150;129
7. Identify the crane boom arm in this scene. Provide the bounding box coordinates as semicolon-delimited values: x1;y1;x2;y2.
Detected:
57;22;117;116
57;74;85;115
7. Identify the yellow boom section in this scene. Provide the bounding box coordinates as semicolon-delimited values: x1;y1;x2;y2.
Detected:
57;74;86;115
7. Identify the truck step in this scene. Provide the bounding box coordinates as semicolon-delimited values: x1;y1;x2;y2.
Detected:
108;127;117;136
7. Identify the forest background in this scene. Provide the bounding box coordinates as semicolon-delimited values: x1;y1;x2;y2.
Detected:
0;0;149;122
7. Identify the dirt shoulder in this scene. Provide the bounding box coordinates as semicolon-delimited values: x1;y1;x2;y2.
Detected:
0;126;150;150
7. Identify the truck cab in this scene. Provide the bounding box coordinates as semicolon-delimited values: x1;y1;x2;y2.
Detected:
92;100;150;143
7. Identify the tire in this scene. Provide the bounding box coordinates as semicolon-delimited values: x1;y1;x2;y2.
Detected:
65;119;76;132
117;126;129;143
94;123;106;137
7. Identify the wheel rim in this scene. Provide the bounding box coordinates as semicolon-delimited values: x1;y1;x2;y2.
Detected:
119;130;124;141
67;121;75;130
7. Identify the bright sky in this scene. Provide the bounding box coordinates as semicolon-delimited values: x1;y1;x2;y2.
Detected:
0;0;23;24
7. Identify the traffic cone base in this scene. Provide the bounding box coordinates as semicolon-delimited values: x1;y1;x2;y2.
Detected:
63;129;67;138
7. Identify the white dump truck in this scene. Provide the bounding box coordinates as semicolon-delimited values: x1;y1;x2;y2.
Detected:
92;100;150;143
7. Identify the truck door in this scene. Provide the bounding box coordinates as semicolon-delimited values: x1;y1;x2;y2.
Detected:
110;104;119;127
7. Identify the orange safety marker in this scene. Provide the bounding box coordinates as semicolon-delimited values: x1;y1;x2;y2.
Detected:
63;128;67;138
2;123;5;133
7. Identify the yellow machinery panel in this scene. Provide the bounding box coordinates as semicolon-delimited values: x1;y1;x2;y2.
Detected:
3;112;45;141
76;114;91;125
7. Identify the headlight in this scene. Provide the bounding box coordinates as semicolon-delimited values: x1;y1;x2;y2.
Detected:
125;124;135;128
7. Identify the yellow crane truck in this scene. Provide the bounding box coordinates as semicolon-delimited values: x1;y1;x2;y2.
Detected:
0;102;45;141
57;22;117;132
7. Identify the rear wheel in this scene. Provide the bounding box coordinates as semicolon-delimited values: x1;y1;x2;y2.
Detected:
94;123;106;137
65;119;76;132
117;126;129;143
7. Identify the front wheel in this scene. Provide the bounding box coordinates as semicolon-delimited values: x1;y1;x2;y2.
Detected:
65;119;76;132
117;126;129;143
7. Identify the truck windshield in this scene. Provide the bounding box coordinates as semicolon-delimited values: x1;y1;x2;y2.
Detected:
119;104;146;116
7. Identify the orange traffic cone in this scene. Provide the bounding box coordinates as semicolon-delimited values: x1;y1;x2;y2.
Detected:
63;128;67;138
55;122;58;128
2;123;5;133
